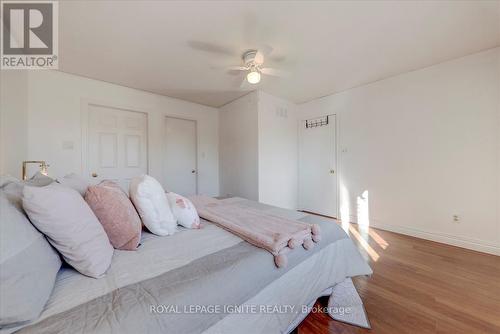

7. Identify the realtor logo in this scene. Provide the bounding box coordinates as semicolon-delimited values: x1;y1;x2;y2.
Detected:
1;1;58;69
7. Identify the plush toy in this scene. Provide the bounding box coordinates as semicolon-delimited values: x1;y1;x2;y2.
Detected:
166;192;201;229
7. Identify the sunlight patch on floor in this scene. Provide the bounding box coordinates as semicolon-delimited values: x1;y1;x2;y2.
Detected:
369;229;389;249
348;225;380;262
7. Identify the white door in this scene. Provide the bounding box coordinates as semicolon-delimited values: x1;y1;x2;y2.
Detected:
88;104;148;192
298;115;337;217
164;117;197;196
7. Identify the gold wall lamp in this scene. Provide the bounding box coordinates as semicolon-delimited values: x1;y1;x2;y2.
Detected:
22;161;49;180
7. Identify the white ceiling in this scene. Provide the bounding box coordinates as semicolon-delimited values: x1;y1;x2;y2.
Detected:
58;1;500;107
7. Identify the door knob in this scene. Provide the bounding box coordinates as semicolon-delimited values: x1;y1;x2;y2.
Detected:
92;172;98;178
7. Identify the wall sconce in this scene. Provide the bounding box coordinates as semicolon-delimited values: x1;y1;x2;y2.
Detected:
22;161;49;180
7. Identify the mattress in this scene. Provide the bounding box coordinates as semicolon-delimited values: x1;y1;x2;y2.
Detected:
5;198;372;334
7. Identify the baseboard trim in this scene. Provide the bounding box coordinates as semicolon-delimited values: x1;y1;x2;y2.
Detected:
361;221;500;256
299;210;337;220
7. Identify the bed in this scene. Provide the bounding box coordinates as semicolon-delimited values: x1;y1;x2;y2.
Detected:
5;198;371;334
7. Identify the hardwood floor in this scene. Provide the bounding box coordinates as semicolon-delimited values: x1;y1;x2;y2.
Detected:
298;223;500;334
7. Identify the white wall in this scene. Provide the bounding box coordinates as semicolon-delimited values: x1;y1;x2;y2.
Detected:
219;91;299;208
219;91;259;200
258;91;298;209
0;71;29;178
299;48;500;255
4;49;497;256
2;70;220;196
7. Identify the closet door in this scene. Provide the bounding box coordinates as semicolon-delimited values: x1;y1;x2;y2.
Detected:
88;104;148;192
298;115;337;217
164;117;197;196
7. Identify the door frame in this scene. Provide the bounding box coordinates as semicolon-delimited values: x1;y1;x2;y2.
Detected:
164;115;199;195
297;113;339;219
80;98;149;180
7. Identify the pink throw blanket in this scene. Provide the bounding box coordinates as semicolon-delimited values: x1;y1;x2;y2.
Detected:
189;196;321;268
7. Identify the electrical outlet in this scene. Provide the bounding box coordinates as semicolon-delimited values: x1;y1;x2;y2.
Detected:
452;215;460;223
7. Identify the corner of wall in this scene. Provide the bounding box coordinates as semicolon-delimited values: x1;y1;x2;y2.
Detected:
0;71;29;178
497;48;500;249
256;91;299;209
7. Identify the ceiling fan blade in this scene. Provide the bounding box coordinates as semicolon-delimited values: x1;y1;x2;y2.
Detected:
187;40;236;57
240;76;249;88
269;54;287;63
227;69;245;76
255;44;274;65
209;65;247;76
238;75;257;89
227;66;247;71
229;72;246;88
225;66;248;76
260;67;289;77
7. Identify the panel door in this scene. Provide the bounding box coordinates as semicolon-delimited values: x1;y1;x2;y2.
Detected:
88;105;148;192
298;115;337;217
164;117;197;196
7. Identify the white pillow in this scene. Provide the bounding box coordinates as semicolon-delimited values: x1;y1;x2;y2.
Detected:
0;174;19;188
22;183;114;278
129;175;177;236
166;192;201;229
58;173;90;196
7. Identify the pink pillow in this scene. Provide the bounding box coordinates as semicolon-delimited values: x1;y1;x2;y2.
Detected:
85;181;141;250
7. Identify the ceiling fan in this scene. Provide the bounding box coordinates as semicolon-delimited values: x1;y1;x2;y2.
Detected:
222;48;289;87
187;40;289;87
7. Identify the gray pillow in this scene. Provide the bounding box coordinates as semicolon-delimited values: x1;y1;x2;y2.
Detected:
0;191;61;327
26;172;54;187
1;173;55;210
22;183;114;278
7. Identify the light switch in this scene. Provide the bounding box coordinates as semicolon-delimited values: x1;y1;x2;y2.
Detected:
62;141;74;150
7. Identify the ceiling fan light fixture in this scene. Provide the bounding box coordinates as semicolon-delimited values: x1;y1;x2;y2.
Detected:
246;70;261;84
